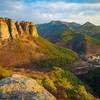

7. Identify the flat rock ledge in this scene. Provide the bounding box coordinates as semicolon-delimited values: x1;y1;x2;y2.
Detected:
0;74;56;100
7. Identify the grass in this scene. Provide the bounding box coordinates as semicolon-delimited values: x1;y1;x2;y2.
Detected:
85;35;100;45
0;35;77;68
32;36;77;67
0;66;13;78
41;67;98;100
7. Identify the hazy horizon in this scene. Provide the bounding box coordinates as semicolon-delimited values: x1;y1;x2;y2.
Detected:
0;0;100;25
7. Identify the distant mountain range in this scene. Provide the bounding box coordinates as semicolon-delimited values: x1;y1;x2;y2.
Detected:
37;21;100;55
0;17;100;99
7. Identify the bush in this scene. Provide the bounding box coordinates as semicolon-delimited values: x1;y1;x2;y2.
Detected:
84;68;100;97
41;67;99;100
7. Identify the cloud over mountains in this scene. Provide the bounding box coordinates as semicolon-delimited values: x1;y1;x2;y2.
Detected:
0;0;100;25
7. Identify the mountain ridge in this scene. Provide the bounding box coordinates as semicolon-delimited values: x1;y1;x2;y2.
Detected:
0;17;100;99
0;17;77;67
37;20;100;55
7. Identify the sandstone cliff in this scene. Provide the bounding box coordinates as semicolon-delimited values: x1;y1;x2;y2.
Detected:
6;18;19;39
0;17;10;40
20;21;38;37
0;17;38;41
29;22;38;37
0;74;56;100
0;17;77;67
15;21;24;36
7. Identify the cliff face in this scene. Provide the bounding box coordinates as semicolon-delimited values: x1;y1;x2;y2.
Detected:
0;17;77;67
15;21;24;36
6;18;19;39
29;22;38;37
0;17;38;41
0;18;10;40
20;21;38;37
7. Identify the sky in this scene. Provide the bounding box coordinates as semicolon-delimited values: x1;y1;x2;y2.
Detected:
0;0;100;25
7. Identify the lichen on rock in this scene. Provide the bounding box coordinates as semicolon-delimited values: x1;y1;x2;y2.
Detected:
0;74;56;100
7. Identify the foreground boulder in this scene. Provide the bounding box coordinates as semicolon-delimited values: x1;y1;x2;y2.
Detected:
0;74;56;100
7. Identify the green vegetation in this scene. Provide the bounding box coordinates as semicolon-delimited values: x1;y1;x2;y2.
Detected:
59;32;100;54
62;32;83;45
37;21;100;54
41;67;98;100
63;32;100;46
85;35;100;45
83;68;100;97
0;65;100;100
80;22;100;40
37;21;72;42
32;36;77;67
92;33;100;40
0;35;77;67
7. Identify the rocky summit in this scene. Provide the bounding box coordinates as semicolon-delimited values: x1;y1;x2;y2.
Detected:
0;17;77;67
0;17;38;41
0;74;56;100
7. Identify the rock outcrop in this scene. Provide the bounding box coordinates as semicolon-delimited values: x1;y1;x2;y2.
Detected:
20;21;30;35
20;21;38;37
0;74;56;100
15;21;24;36
0;17;38;41
0;17;10;40
6;18;19;39
29;22;38;37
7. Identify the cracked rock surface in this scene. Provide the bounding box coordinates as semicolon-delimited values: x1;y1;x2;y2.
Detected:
0;74;56;100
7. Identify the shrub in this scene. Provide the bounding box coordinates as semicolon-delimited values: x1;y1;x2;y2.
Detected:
0;66;12;78
41;67;99;100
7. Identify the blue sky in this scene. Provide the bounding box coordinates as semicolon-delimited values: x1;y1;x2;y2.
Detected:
0;0;100;25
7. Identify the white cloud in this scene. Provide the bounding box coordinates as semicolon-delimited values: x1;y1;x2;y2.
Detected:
0;1;100;25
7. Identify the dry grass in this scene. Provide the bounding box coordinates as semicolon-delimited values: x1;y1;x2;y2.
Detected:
0;66;13;78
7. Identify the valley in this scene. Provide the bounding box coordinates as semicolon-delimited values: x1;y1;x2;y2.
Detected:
70;55;100;75
37;20;100;76
0;0;100;99
0;17;100;100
